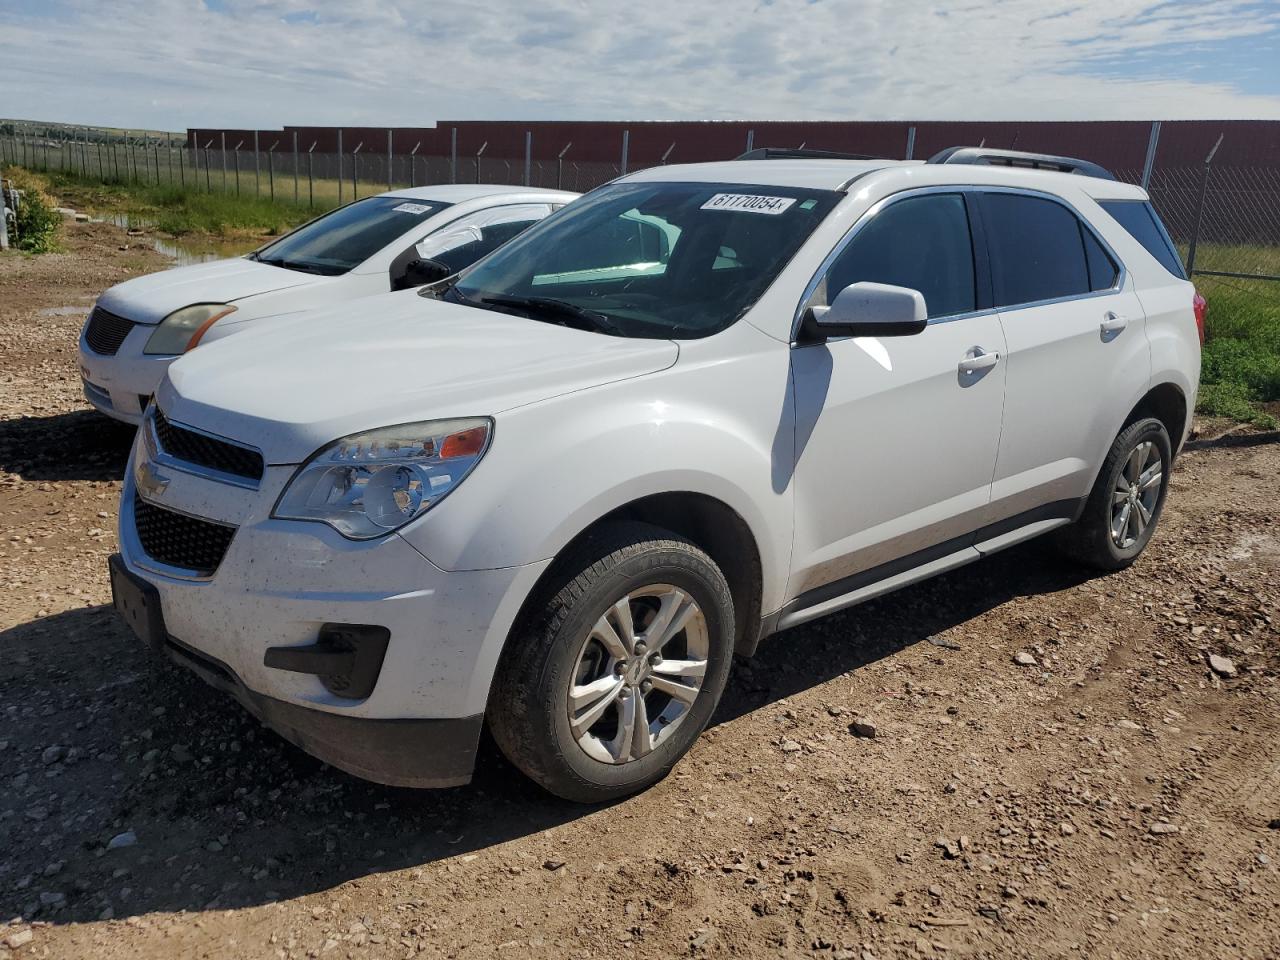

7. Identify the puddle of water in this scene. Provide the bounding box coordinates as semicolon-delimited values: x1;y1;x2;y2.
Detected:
105;213;260;267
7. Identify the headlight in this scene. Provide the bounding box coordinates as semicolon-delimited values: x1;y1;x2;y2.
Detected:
273;418;492;539
143;303;237;355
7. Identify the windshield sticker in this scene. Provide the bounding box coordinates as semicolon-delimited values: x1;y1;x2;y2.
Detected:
701;193;796;215
392;202;434;215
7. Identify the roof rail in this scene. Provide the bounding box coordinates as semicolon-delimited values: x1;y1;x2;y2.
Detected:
736;147;880;162
927;146;1115;181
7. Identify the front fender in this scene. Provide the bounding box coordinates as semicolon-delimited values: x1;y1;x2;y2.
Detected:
398;342;795;615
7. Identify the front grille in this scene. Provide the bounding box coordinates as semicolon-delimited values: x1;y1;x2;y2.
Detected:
153;408;264;482
84;306;135;356
133;492;237;577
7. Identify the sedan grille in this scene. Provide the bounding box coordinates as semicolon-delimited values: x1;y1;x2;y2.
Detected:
84;306;136;356
153;408;264;483
133;493;237;577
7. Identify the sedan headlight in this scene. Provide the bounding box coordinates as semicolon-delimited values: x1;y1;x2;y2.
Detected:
273;419;492;539
143;303;237;355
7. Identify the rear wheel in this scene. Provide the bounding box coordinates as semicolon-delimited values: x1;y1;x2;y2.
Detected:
1057;417;1171;570
489;523;735;803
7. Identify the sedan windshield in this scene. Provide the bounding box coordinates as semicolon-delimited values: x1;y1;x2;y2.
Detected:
448;181;840;338
254;196;450;275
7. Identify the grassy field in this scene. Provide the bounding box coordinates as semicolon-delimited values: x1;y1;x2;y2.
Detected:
30;168;337;238
1197;275;1280;428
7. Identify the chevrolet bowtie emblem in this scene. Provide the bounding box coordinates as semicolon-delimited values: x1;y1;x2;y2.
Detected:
136;457;170;499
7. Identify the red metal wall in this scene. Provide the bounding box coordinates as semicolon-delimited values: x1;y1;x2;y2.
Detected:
187;120;1280;168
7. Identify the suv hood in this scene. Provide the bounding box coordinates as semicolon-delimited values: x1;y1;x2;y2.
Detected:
98;257;321;325
159;293;679;464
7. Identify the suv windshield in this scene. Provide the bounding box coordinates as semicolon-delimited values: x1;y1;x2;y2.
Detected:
448;181;841;338
255;196;449;276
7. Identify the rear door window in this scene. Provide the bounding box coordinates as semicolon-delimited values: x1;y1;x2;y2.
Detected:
981;193;1096;308
1099;200;1187;279
817;193;977;319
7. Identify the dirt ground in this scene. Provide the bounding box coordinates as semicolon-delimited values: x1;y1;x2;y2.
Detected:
1;218;1278;960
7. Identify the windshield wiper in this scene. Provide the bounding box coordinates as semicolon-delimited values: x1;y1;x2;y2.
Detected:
478;295;621;335
258;257;333;276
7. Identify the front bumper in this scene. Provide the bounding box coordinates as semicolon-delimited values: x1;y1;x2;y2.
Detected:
111;554;482;787
78;326;173;425
113;430;551;787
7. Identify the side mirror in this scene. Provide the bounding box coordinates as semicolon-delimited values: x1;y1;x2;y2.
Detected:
802;281;928;340
399;257;455;289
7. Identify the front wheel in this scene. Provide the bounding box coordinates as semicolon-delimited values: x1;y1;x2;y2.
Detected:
489;523;735;803
1057;417;1172;570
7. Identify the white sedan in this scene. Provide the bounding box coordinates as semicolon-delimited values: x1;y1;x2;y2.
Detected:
78;184;577;424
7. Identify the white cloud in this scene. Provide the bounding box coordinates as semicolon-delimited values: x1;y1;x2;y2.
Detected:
3;0;1279;129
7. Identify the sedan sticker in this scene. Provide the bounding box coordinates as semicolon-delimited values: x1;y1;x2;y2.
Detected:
392;202;434;215
700;193;796;215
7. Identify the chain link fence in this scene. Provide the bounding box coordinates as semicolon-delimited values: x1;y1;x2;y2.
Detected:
2;126;1278;290
0;130;644;209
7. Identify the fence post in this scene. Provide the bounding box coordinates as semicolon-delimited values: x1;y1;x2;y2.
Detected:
308;141;317;208
234;140;243;195
221;132;227;192
744;129;754;155
905;125;916;160
292;131;299;205
177;143;184;189
352;141;363;199
153;142;160;185
387;128;393;191
1185;132;1223;277
557;142;572;190
475;141;487;184
661;142;675;165
523;131;532;187
410;142;421;187
620;129;630;175
268;143;277;201
337;130;344;205
253;130;260;195
204;141;213;191
1140;120;1162;190
450;128;457;184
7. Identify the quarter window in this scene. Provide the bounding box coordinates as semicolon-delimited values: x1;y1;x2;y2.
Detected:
817;193;977;319
1082;227;1119;291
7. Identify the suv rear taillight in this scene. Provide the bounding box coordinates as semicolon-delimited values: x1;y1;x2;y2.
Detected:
1192;290;1206;346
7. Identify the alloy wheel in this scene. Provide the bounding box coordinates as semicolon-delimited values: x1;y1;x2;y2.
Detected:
567;584;708;764
1110;439;1162;549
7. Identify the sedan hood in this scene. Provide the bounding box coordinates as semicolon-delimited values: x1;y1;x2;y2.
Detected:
160;293;679;464
98;257;321;325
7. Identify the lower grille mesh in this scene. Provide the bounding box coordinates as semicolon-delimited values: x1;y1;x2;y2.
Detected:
133;493;236;576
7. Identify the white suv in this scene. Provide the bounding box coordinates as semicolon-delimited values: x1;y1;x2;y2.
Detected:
108;147;1201;802
79;184;576;424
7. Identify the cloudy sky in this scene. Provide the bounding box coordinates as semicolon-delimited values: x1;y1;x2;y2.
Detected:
4;0;1280;131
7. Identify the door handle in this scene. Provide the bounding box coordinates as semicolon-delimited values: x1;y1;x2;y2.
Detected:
958;347;1000;374
1100;312;1128;336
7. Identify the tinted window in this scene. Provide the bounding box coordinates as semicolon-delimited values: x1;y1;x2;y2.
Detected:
1082;227;1119;291
1100;200;1187;279
983;194;1091;307
451;182;841;339
415;204;553;274
256;196;448;275
819;194;976;319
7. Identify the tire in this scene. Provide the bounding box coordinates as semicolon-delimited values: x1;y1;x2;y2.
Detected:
1056;417;1172;571
489;522;735;803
